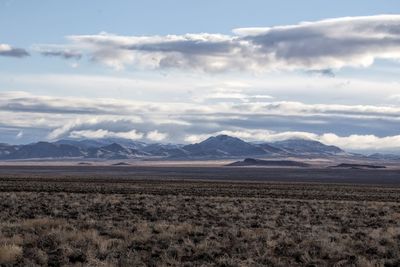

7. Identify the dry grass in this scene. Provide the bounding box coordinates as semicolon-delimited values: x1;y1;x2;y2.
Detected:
0;244;23;265
1;178;400;266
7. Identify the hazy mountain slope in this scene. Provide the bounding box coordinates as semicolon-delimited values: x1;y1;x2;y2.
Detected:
55;138;146;150
142;143;187;157
4;142;83;159
0;143;18;158
182;135;267;157
255;143;285;154
85;143;147;159
270;139;344;155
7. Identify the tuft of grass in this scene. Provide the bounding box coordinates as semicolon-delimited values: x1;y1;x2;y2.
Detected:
0;244;23;264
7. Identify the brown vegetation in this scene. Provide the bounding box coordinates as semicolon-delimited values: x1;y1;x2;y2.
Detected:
1;174;400;266
0;245;23;265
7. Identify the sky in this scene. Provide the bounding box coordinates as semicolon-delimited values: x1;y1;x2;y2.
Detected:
1;0;400;153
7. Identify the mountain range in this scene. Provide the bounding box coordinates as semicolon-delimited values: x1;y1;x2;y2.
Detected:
0;134;390;161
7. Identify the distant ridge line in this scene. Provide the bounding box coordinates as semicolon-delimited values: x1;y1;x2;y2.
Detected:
0;134;378;161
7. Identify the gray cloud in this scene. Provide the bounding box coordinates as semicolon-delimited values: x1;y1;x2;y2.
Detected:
2;92;400;120
40;49;82;60
0;44;30;58
1;91;400;150
123;36;236;55
37;15;400;71
236;15;400;70
307;69;335;77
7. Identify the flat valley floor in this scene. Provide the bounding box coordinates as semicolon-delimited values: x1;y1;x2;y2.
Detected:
1;166;400;266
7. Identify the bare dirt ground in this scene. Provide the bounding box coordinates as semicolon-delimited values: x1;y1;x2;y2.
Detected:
1;166;400;266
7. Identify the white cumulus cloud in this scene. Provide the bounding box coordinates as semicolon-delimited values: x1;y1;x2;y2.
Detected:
146;130;168;142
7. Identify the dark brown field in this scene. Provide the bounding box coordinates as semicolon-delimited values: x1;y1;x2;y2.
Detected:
1;166;400;266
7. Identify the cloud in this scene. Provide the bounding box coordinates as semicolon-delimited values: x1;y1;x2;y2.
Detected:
1;91;400;151
46;117;143;140
69;129;143;140
0;44;30;58
389;94;400;102
40;49;82;60
37;15;400;71
319;133;400;151
146;130;168;142
234;15;400;70
2;91;400;120
307;69;335;77
65;32;240;71
64;126;167;142
194;87;274;103
1;90;400;141
15;131;23;139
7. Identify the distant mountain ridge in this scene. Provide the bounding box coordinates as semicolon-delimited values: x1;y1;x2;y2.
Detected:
0;135;351;160
269;139;345;156
182;135;268;158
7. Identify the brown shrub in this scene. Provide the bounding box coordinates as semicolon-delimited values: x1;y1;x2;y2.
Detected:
0;244;23;264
